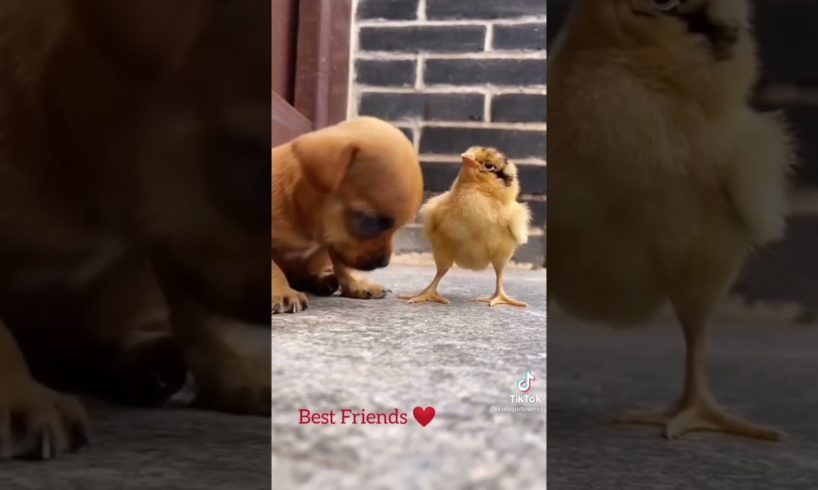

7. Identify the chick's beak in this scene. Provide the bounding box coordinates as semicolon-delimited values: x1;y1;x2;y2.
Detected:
460;152;478;168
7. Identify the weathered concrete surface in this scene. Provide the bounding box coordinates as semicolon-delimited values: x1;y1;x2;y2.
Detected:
548;310;818;489
0;389;271;490
272;265;547;490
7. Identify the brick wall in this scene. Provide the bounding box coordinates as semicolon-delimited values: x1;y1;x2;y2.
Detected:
349;0;547;265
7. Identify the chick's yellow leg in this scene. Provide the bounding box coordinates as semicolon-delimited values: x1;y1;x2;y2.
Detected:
615;306;784;441
399;256;452;304
474;263;527;308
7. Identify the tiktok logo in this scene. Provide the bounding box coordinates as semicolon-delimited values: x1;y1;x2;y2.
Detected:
516;371;535;393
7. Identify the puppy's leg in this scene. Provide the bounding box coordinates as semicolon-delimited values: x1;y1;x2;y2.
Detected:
10;254;187;407
79;255;187;405
0;318;88;460
165;298;270;415
272;259;308;313
330;258;390;300
148;256;269;415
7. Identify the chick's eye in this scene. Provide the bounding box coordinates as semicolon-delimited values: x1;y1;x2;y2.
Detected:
650;0;681;12
483;163;496;171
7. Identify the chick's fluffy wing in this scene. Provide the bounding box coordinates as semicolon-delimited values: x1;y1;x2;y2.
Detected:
507;202;531;245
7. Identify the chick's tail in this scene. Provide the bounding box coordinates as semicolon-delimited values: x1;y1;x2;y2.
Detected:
724;110;796;245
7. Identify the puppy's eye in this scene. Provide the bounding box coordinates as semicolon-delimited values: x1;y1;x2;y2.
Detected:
650;0;681;12
346;210;395;240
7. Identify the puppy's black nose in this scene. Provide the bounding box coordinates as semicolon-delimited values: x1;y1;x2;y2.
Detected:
377;255;390;268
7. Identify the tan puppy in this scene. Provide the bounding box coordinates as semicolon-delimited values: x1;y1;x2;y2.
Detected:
272;117;423;313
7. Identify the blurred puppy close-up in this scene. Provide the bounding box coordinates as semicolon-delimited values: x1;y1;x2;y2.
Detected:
0;0;270;461
271;117;424;314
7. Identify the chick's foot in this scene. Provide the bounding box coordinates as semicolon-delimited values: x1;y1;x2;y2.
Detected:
399;290;450;305
474;292;527;308
615;397;784;441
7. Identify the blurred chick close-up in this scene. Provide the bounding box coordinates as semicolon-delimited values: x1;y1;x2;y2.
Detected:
548;0;794;440
400;146;532;307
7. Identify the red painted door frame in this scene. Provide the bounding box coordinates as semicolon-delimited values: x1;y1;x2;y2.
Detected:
272;0;352;146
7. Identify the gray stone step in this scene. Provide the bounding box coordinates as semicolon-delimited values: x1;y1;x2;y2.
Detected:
413;192;546;227
736;212;818;318
395;223;545;266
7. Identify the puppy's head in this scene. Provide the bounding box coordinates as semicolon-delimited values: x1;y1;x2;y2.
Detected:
53;0;271;323
132;0;271;323
291;117;423;271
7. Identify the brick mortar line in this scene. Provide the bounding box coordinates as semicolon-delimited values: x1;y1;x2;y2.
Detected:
357;86;547;95
356;52;546;60
356;53;429;61
417;0;427;22
484;23;493;52
356;17;548;28
485;48;546;54
350;84;361;118
415;53;426;89
412;119;422;152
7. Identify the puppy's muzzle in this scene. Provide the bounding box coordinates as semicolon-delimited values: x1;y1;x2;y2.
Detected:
357;254;390;271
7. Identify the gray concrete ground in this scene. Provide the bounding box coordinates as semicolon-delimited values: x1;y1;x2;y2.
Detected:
5;264;811;489
549;310;818;489
0;388;271;490
272;264;547;490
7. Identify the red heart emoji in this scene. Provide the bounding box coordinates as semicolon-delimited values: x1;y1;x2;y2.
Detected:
413;406;436;427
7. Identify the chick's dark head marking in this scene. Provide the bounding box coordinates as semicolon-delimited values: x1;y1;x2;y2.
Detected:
572;1;752;62
630;0;746;60
559;0;757;112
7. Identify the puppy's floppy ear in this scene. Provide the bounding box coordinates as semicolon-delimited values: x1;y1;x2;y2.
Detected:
291;127;359;193
69;0;210;79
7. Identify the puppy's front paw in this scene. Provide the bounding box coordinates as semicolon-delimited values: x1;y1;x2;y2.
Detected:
189;325;270;415
194;377;270;416
0;377;88;460
340;275;390;299
272;287;308;314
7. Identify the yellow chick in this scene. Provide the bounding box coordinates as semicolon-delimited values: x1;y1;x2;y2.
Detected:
400;147;531;307
548;0;794;440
